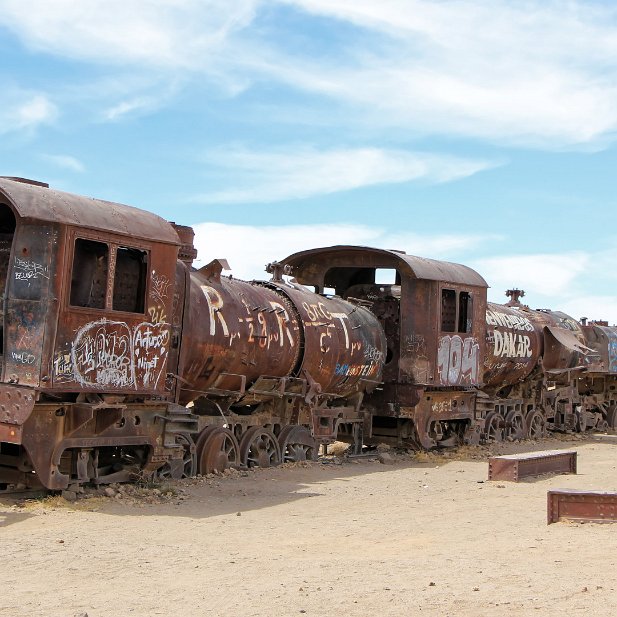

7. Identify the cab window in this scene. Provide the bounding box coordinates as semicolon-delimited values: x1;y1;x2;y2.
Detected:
70;239;108;309
441;288;473;333
113;247;147;313
70;239;148;313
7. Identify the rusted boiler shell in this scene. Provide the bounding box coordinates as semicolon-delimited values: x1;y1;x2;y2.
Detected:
179;275;386;404
539;310;590;371
264;282;386;397
483;303;543;387
179;273;302;401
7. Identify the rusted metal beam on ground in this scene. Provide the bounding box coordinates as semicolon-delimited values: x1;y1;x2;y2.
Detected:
488;450;577;482
547;489;617;524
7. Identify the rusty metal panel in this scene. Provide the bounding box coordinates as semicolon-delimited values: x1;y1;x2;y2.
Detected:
179;269;303;400
582;325;617;374
538;310;590;371
4;223;57;387
0;177;179;245
270;281;386;396
489;450;577;482
50;229;178;394
483;302;544;387
547;489;617;524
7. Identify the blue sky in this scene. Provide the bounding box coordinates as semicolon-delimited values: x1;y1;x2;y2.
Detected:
1;0;617;323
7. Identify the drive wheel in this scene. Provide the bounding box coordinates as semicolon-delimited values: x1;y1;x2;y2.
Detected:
525;410;546;439
240;427;281;468
157;433;196;480
607;404;617;431
278;426;318;463
505;410;526;441
196;427;240;474
484;412;505;443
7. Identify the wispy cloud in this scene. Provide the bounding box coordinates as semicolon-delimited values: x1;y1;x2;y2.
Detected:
0;0;259;69
267;0;617;147
3;1;617;147
42;154;85;173
192;146;496;203
103;97;160;121
0;91;57;134
472;252;591;298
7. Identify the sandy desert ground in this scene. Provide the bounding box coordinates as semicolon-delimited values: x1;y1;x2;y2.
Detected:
1;435;616;617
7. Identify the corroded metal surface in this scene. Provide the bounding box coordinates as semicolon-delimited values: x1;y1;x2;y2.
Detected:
0;177;179;244
547;489;617;524
266;280;386;397
179;264;303;399
483;302;543;388
179;263;386;403
6;178;617;491
488;450;577;482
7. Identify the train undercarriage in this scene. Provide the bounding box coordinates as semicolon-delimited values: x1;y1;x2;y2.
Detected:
3;372;616;493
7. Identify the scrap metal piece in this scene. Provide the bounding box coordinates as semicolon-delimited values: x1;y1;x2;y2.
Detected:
488;449;577;482
547;489;617;524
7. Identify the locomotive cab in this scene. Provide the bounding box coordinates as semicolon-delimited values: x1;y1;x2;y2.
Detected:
0;177;193;490
282;246;488;448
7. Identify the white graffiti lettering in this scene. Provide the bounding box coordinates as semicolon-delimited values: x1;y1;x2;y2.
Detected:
437;335;480;385
486;309;534;332
14;257;49;283
201;285;229;337
364;344;385;365
330;312;350;349
493;330;532;358
269;302;295;348
302;301;332;322
11;351;36;365
150;271;171;304
70;319;170;389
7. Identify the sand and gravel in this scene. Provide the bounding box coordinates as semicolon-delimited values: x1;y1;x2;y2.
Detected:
1;435;616;617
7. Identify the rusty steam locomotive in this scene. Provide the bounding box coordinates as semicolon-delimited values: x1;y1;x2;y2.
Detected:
0;177;615;491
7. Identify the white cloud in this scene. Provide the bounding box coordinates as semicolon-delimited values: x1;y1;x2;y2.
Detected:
267;0;617;147
471;252;617;324
0;91;57;134
193;146;495;203
191;221;491;280
42;154;85;173
0;0;259;69
103;97;159;121
472;253;590;298
3;1;617;146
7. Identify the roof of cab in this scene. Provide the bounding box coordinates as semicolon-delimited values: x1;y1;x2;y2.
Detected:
282;245;488;287
0;177;179;245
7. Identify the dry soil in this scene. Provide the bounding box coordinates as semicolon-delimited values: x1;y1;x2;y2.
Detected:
1;435;616;617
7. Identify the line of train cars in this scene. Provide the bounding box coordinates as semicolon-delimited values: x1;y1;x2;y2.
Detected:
0;176;615;491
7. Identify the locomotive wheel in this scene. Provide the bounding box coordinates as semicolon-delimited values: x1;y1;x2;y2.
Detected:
505;410;526;441
196;427;240;475
157;433;196;480
484;412;505;443
278;426;318;463
525;410;546;439
239;427;281;468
